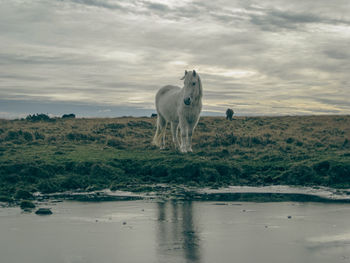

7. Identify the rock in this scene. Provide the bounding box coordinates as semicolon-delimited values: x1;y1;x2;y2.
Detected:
35;208;52;215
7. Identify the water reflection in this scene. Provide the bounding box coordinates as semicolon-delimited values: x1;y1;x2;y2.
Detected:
157;201;201;263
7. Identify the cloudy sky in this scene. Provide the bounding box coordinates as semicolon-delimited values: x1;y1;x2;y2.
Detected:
0;0;349;118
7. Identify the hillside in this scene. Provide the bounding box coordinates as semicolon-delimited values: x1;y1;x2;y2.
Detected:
0;115;349;202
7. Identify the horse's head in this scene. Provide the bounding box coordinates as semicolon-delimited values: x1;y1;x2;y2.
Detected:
181;70;202;106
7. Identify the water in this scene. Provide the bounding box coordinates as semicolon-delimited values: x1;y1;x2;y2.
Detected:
1;200;350;263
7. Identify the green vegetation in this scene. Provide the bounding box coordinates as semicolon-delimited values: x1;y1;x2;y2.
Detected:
19;200;35;209
25;113;53;122
0;115;349;202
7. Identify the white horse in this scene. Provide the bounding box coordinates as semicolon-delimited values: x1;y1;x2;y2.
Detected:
153;70;203;153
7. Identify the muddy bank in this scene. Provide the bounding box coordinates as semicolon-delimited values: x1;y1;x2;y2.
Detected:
23;185;350;205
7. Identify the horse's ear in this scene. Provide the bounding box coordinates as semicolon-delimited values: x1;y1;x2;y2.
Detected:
193;70;196;77
180;70;188;80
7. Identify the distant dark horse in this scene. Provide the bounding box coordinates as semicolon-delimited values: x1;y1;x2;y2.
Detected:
226;108;234;121
62;113;76;119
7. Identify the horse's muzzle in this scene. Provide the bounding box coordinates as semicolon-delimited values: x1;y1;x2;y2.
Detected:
184;97;191;105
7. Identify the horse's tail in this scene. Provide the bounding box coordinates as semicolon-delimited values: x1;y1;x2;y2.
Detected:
152;116;166;146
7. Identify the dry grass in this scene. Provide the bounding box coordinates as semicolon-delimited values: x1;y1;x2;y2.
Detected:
1;115;348;151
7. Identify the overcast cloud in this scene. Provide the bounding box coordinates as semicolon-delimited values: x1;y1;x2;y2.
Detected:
0;0;349;118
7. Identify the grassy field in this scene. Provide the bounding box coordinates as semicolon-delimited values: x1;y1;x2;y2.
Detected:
0;115;349;202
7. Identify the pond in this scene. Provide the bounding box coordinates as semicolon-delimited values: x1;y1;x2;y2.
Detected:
1;200;350;263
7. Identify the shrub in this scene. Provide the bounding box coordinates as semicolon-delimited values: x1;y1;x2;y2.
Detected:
286;137;294;144
47;136;57;143
38;180;60;194
314;141;324;148
26;113;52;122
5;131;20;141
107;139;125;148
295;140;303;146
14;189;33;200
110;182;128;191
313;161;330;175
90;164;115;179
60;175;87;190
34;131;45;140
168;163;202;184
282;165;319;185
20;200;35;209
201;167;221;182
20;166;50;179
0;195;12;202
329;164;350;185
71;162;93;175
66;133;96;141
150;164;169;179
23;131;33;141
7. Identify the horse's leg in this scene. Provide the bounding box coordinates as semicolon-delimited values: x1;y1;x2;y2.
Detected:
170;121;179;149
179;122;188;153
176;123;181;148
153;116;161;146
186;126;194;152
153;114;166;148
161;121;168;149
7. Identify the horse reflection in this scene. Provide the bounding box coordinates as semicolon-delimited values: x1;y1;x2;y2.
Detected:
156;201;201;263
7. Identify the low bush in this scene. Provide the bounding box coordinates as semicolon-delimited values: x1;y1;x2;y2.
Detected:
107;139;125;148
23;131;33;141
0;195;12;202
5;130;20;141
26;113;52;122
20;200;35;209
34;131;45;140
14;189;33;199
66;133;96;141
